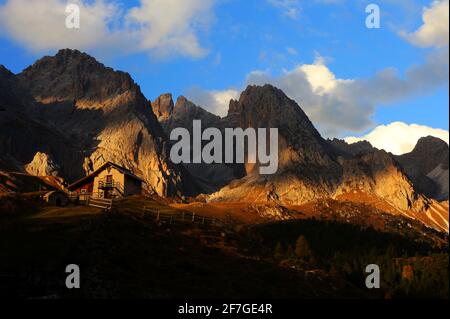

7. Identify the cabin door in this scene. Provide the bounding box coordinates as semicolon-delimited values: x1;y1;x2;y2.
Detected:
104;175;113;199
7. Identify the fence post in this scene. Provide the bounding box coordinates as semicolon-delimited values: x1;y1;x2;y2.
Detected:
192;213;195;223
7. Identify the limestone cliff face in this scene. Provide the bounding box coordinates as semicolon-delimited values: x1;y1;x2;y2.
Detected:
10;49;196;196
224;85;341;175
334;150;421;211
209;85;342;204
207;85;436;225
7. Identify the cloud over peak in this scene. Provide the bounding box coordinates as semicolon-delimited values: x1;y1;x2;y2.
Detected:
345;122;449;155
0;0;215;58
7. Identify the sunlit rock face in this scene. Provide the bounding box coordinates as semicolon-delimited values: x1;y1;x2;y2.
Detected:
25;152;60;177
7;49;197;197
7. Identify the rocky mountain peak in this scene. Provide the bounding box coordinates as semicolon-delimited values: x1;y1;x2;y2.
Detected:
25;152;60;177
399;136;448;173
416;135;448;147
0;65;14;78
17;49;138;107
224;84;338;172
413;136;449;167
0;49;197;197
175;95;196;110
160;96;221;132
227;84;321;137
328;138;375;157
396;136;449;201
151;93;174;121
229;84;302;115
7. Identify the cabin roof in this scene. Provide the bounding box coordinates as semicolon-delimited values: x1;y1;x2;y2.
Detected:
68;162;144;190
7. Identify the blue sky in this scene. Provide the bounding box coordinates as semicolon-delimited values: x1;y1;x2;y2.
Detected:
0;0;448;154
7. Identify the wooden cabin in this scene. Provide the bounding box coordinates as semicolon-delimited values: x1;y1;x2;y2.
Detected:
68;162;143;199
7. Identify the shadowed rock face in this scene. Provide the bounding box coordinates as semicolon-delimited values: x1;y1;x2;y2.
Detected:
151;94;238;192
3;49;197;197
0;63;82;179
156;95;223;132
396;136;449;201
328;138;375;157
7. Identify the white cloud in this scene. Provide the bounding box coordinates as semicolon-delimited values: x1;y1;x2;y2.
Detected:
245;51;448;136
244;59;370;136
189;48;448;137
126;0;214;58
267;0;301;20
297;56;352;94
0;0;121;52
185;87;240;117
401;0;449;48
345;122;449;155
0;0;215;58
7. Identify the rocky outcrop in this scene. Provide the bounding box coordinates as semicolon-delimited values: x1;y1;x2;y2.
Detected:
161;95;223;132
151;93;174;122
210;85;342;203
335;150;423;211
396;136;449;201
25;152;60;177
152;94;238;192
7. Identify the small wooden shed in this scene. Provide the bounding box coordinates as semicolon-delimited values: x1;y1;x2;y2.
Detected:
43;191;69;207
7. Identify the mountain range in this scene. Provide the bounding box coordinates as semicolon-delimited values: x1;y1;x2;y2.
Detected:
1;49;448;232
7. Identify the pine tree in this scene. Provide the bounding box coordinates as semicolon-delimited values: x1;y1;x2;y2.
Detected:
295;235;312;260
286;244;294;259
274;242;285;259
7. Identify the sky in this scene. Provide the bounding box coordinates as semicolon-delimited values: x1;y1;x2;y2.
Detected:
0;0;448;155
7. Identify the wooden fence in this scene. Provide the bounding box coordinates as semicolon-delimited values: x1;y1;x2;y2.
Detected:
68;192;113;211
142;206;226;227
87;197;114;211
